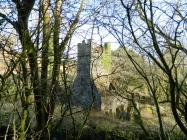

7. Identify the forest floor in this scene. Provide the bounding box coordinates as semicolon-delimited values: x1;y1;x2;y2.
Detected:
0;103;186;140
52;107;186;140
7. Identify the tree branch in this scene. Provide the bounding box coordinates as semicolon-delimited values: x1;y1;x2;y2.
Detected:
0;12;18;29
60;0;85;51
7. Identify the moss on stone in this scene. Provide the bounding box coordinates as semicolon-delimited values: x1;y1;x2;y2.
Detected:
101;43;112;73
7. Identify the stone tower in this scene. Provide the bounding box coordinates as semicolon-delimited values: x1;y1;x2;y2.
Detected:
92;42;112;91
71;40;101;110
101;42;112;88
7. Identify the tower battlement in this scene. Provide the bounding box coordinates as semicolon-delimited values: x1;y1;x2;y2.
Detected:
77;39;91;59
77;40;92;76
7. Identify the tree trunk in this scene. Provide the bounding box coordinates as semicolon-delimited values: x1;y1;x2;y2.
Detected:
169;76;187;136
38;0;51;132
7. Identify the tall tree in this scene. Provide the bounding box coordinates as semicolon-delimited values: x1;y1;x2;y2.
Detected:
0;0;86;139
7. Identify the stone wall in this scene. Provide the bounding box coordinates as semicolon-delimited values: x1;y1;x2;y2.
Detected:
92;42;112;91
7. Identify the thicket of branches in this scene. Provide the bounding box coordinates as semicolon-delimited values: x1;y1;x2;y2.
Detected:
0;0;187;139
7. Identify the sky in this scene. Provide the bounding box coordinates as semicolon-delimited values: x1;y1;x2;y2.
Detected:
71;24;119;50
0;0;186;53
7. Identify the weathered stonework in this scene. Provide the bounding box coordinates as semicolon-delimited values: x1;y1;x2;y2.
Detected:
70;39;154;121
101;93;155;121
92;42;112;91
71;40;101;110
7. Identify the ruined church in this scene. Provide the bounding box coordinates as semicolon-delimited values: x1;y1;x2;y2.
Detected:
70;39;155;121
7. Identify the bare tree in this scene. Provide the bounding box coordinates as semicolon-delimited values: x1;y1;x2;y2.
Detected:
0;0;87;139
107;0;187;137
94;0;187;138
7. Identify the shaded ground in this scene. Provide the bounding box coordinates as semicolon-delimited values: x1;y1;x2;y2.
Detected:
0;104;186;140
52;110;186;140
